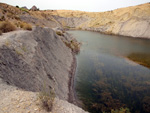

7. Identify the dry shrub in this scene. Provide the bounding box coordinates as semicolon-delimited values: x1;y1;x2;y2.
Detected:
63;39;80;54
0;16;5;21
0;30;2;35
56;31;64;36
38;90;55;112
7;12;14;19
71;40;80;53
20;22;32;30
14;15;20;20
0;21;16;33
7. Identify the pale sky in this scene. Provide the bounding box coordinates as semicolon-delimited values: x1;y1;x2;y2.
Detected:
1;0;150;12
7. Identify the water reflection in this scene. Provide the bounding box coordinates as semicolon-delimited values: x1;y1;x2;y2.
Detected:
68;31;150;113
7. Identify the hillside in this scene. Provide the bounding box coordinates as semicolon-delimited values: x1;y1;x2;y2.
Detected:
52;3;150;39
1;3;150;38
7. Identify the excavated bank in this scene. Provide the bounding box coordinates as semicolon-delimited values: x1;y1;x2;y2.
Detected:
0;27;87;113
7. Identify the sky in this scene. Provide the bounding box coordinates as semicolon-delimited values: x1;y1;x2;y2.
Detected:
1;0;150;12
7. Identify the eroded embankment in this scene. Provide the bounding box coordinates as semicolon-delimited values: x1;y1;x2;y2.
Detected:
0;27;87;113
53;3;150;39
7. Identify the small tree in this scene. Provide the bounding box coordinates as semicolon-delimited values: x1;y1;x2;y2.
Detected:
16;5;19;8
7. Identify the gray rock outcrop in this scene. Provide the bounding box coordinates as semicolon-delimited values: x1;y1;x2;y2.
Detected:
0;27;87;112
0;27;73;99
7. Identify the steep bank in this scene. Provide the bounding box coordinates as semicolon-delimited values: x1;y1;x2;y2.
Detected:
0;27;73;99
0;27;87;112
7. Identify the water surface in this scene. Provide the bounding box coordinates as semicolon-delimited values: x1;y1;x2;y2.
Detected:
68;30;150;113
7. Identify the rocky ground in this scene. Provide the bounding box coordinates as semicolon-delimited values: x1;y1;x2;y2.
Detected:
0;85;87;113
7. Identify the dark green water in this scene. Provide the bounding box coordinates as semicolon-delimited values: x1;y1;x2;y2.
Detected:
68;30;150;113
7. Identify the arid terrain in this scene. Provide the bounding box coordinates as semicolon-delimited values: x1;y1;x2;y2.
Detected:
1;3;150;38
0;2;150;113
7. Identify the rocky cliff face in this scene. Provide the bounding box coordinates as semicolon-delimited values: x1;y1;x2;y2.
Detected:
0;27;87;112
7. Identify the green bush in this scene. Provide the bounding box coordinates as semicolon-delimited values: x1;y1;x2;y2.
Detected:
16;5;19;8
19;8;29;13
0;21;16;33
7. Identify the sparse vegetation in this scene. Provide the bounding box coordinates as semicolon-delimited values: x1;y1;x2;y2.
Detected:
0;30;2;35
64;26;71;29
16;5;19;8
0;16;5;21
111;107;130;113
2;9;7;13
70;39;80;53
0;21;16;33
63;39;80;54
56;31;64;36
21;46;27;52
5;40;10;46
19;22;32;30
7;12;14;19
38;90;55;111
19;8;29;13
14;45;27;56
14;15;20;20
78;27;82;30
15;49;23;56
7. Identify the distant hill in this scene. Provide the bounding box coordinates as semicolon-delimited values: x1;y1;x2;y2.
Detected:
0;2;150;38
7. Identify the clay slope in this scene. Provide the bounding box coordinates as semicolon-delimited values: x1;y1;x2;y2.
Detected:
52;3;150;39
0;27;87;112
1;2;150;38
84;3;150;39
0;26;74;99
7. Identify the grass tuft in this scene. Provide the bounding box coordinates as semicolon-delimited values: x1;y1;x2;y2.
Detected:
19;8;29;13
19;22;32;30
56;31;64;36
0;30;2;35
63;39;80;54
38;90;55;112
0;21;16;33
